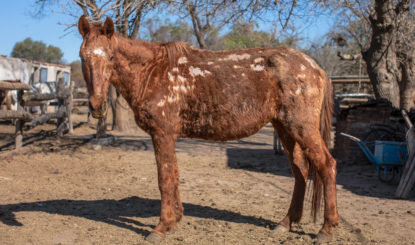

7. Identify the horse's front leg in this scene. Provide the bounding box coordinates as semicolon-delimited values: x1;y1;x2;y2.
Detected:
146;133;183;242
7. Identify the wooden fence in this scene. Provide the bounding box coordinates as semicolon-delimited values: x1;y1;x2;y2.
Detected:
0;79;73;150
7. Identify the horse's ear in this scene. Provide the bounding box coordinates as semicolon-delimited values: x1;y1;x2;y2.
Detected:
78;15;90;38
103;17;115;39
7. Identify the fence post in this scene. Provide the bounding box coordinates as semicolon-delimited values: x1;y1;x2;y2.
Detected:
68;80;74;134
14;90;24;149
56;78;66;137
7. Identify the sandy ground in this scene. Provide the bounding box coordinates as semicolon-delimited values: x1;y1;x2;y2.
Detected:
0;113;414;245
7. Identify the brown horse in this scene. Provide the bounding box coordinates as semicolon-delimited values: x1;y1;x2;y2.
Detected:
78;16;339;243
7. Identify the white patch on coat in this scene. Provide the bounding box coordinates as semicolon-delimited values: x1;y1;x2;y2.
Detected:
162;111;165;117
168;72;174;82
224;53;251;61
91;48;107;57
189;66;211;77
250;64;264;71
177;75;186;83
279;108;285;118
167;95;179;103
300;64;306;71
172;85;180;91
189;66;204;77
233;65;242;69
180;85;188;93
241;73;246;77
295;87;301;95
157;99;166;107
207;61;214;65
305;85;318;96
172;67;179;72
254;57;264;63
178;57;188;64
303;55;317;69
297;73;306;79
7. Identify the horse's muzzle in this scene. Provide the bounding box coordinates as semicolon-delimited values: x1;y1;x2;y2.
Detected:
89;100;108;119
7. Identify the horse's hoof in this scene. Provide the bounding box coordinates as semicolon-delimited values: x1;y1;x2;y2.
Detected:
168;227;178;234
316;232;332;244
274;224;290;233
145;232;164;243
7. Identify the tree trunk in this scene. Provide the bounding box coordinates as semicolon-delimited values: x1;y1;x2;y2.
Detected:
111;85;131;131
362;0;400;108
362;0;413;110
187;2;208;49
398;47;415;110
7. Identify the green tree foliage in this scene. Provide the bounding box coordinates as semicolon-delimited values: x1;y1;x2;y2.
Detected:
145;19;195;44
11;38;63;64
220;22;298;50
69;61;86;88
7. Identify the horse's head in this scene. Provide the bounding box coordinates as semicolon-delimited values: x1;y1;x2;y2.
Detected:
78;15;115;119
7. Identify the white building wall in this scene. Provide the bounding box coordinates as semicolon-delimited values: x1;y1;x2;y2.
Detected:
0;56;33;84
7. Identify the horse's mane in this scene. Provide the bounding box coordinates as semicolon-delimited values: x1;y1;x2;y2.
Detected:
161;42;191;67
111;32;191;68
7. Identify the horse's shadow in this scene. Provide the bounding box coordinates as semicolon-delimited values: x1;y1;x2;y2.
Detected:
226;147;292;178
0;196;278;238
226;147;415;200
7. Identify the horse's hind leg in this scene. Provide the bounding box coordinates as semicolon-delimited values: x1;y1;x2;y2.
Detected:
146;133;183;242
273;122;309;232
293;129;339;241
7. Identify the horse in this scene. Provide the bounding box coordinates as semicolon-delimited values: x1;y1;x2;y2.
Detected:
78;15;339;243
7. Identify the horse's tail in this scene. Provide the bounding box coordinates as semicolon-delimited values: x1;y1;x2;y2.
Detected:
311;75;333;222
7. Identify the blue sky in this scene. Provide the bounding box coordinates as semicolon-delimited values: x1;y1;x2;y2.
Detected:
0;0;82;63
0;1;333;64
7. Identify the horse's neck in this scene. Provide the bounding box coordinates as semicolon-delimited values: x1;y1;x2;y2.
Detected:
113;35;157;61
111;36;161;104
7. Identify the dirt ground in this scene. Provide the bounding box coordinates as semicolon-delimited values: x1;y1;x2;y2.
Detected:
0;113;414;245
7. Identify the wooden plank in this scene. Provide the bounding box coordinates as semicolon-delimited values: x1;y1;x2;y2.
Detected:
73;98;89;102
0;110;33;120
23;93;55;101
27;111;66;129
395;128;415;198
396;110;415;198
0;81;31;90
402;110;413;128
22;91;70;102
24;101;48;107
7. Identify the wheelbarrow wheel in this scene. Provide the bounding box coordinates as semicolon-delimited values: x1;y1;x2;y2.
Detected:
378;166;398;184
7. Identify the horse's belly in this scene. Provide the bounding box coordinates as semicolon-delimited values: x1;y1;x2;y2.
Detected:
181;107;273;141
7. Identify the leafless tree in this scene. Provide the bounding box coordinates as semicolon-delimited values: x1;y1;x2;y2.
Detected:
306;38;364;76
323;0;415;109
166;0;320;49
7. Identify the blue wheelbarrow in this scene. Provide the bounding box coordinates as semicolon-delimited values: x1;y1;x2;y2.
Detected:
340;132;408;183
